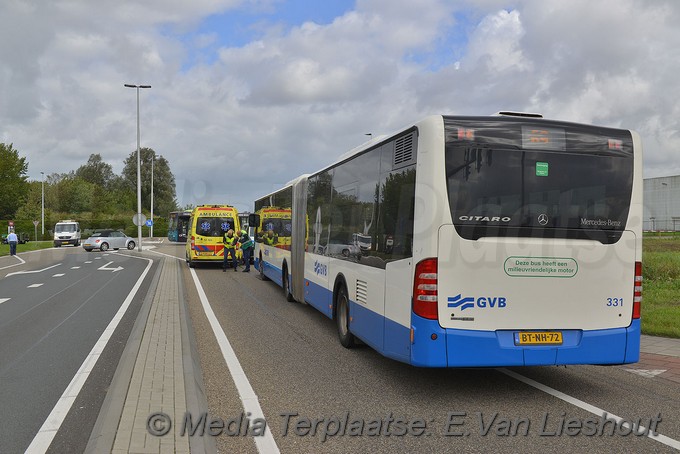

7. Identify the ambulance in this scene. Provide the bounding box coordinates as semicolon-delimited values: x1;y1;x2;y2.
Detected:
185;205;240;267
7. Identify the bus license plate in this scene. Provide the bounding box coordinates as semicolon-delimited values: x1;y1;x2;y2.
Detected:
514;331;562;345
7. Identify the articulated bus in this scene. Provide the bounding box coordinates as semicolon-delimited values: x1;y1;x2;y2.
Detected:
185;205;240;267
253;113;643;367
168;210;191;242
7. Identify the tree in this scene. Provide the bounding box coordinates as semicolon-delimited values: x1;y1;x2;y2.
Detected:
76;154;115;189
122;147;178;217
50;175;96;213
0;143;29;218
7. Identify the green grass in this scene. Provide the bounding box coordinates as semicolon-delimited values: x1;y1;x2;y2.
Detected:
0;241;55;256
642;242;680;338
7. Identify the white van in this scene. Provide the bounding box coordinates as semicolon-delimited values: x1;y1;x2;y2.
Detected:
54;220;81;247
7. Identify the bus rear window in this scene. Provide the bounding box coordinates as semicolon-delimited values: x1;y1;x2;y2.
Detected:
444;118;634;243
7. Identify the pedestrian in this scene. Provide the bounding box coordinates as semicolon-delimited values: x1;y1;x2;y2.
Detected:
239;229;254;272
222;229;238;272
7;230;18;256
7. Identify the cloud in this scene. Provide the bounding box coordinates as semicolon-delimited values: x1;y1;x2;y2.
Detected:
1;0;679;212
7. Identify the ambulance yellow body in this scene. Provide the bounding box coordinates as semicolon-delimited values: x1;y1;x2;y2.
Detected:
185;205;240;267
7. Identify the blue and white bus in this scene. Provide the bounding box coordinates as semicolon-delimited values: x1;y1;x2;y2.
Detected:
253;113;643;367
168;210;191;242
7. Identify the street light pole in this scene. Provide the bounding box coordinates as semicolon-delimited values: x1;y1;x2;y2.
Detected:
150;153;154;238
41;172;45;236
124;83;151;252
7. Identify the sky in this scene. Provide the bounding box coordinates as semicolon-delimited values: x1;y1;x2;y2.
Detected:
1;0;679;213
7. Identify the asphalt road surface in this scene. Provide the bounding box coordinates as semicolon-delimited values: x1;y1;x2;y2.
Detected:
145;242;680;454
3;242;679;453
0;247;156;454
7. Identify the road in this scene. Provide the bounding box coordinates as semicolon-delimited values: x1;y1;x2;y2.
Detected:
0;247;157;454
2;242;679;453
144;241;680;454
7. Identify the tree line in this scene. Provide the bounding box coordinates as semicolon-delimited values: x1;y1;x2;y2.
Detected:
1;143;179;237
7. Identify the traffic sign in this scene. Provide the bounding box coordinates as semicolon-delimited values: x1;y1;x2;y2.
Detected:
145;219;153;227
33;220;39;226
132;213;147;226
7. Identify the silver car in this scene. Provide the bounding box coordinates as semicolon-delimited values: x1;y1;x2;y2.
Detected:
82;230;136;252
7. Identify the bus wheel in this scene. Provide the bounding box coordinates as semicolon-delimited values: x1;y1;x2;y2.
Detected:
336;285;355;348
283;267;295;302
259;254;269;280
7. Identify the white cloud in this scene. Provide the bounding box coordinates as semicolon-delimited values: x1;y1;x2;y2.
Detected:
1;0;679;212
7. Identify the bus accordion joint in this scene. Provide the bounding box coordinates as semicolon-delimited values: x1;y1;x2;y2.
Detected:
413;258;438;320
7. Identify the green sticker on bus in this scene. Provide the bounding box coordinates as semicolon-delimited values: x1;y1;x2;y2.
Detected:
536;162;549;176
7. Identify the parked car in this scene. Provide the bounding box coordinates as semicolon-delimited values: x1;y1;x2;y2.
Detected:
82;230;136;252
1;233;30;244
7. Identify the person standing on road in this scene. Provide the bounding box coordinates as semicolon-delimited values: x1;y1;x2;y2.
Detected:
222;229;238;272
7;230;18;256
239;229;254;272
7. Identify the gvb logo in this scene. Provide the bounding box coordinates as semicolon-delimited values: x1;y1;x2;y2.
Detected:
447;295;475;311
314;260;327;276
448;294;508;311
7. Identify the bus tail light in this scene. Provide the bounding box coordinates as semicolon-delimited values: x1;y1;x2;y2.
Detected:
633;261;642;319
413;258;438;320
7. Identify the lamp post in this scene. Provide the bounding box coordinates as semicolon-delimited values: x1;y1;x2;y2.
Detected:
124;83;151;252
41;172;45;237
150;152;154;238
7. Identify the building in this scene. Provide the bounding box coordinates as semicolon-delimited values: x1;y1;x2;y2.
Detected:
644;175;680;231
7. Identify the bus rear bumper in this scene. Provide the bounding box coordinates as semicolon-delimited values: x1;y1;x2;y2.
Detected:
410;316;641;367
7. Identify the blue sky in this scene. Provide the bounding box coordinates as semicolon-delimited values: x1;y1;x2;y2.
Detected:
1;0;679;211
177;0;356;68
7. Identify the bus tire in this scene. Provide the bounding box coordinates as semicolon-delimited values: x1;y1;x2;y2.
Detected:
259;254;269;280
283;265;295;302
336;285;355;348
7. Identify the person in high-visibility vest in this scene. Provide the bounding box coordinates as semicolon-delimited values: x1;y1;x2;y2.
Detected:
262;229;278;246
222;229;238;272
239;230;254;272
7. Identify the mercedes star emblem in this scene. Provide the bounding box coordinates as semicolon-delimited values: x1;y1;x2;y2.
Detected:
538;214;549;226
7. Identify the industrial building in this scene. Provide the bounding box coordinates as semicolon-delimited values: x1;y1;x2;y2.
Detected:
644;175;680;231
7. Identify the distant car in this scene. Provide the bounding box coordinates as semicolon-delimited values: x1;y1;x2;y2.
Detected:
324;239;361;258
82;230;136;252
2;233;30;244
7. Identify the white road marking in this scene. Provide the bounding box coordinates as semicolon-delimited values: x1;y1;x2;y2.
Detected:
94;257;102;260
625;369;667;378
98;261;123;272
0;254;25;270
499;368;680;450
84;261;92;264
28;284;44;288
0;298;10;304
190;268;280;454
70;266;80;269
52;274;65;277
26;256;153;453
6;263;61;277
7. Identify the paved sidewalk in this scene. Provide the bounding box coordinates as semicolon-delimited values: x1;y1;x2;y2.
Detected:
111;257;191;454
630;334;680;384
